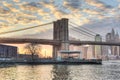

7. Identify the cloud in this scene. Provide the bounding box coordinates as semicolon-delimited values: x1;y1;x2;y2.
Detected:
65;0;82;9
13;0;20;3
85;0;109;9
2;1;13;7
0;0;107;28
0;0;120;38
82;9;100;15
0;1;43;27
0;6;10;14
20;2;42;12
81;17;120;36
43;0;52;4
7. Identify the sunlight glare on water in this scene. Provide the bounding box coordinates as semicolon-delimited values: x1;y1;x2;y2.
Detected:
0;61;120;80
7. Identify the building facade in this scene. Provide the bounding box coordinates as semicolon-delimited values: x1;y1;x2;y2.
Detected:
0;44;17;58
92;34;102;59
105;29;120;57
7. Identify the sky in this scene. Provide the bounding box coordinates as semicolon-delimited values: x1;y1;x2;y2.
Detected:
0;0;120;38
0;0;120;56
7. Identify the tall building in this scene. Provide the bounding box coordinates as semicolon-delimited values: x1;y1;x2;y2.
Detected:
93;34;102;59
0;44;17;58
106;28;119;42
105;28;120;57
106;33;111;42
115;32;119;42
111;28;115;41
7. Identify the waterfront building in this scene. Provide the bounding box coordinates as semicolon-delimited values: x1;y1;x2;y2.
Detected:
0;44;17;58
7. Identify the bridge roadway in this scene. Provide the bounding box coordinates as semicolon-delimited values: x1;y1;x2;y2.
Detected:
0;38;120;46
0;38;60;45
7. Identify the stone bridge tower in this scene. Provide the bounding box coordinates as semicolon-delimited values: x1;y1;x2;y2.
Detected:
53;18;69;59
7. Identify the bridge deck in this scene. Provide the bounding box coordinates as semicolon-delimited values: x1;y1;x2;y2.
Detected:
0;38;120;46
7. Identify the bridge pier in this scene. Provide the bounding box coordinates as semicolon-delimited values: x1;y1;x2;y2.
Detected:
53;18;69;60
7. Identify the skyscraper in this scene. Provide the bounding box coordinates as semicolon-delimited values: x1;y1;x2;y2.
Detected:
94;34;102;59
105;29;120;57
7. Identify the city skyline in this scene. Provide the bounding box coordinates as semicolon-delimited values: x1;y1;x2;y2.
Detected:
3;28;120;59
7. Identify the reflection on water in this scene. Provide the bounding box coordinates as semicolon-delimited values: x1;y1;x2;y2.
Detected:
0;61;120;80
52;65;70;80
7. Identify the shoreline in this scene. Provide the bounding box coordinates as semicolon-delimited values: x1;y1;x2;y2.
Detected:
0;59;102;65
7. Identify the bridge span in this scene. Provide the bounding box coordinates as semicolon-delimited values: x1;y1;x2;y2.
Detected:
0;18;119;60
69;40;120;46
0;38;120;46
0;38;60;45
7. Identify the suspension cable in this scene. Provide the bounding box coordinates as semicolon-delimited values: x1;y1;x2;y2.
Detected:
0;22;53;35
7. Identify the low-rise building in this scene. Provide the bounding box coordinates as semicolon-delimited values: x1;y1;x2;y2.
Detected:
0;44;17;58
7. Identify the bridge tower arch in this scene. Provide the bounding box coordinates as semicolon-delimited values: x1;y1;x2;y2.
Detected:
53;18;69;60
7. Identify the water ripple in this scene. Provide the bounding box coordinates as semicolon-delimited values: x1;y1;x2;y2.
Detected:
0;61;120;80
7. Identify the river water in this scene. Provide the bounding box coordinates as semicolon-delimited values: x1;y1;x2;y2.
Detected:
0;61;120;80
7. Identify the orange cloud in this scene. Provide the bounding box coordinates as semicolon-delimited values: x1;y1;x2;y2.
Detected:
13;0;20;3
85;0;106;9
82;9;100;15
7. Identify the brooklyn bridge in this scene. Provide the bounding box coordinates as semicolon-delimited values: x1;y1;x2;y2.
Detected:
0;18;119;60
